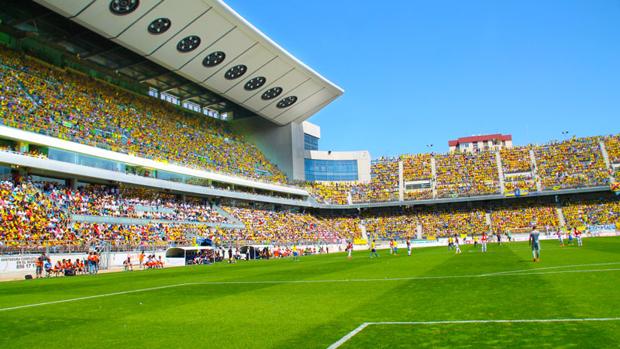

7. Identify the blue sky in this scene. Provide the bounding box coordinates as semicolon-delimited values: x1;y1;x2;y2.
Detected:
227;0;620;158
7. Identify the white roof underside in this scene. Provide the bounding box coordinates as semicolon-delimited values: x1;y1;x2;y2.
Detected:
34;0;343;125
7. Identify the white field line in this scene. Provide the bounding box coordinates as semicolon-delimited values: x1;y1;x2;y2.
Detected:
1;264;620;312
326;317;620;349
0;283;194;312
479;261;620;276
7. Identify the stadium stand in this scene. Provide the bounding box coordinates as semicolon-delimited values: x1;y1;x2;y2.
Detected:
562;194;620;228
401;153;434;200
305;135;617;205
434;152;500;198
0;47;287;184
0;177;228;252
305;182;352;205
534;137;609;190
500;147;532;174
3;173;620;253
604;135;620;164
352;158;400;203
362;205;489;239
222;206;344;243
490;200;559;233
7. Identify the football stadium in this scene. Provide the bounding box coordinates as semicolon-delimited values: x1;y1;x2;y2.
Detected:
0;0;619;348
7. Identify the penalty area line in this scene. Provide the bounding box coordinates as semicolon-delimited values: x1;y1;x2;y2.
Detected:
327;317;620;349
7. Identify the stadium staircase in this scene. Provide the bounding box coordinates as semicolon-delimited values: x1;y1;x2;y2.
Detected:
430;157;438;199
529;149;543;192
398;161;404;201
599;141;612;170
213;205;245;228
599;141;615;182
495;151;506;194
556;207;566;228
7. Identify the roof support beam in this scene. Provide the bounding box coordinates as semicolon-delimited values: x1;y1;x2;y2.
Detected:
78;46;120;60
161;81;192;93
139;71;170;83
115;59;147;71
181;91;214;102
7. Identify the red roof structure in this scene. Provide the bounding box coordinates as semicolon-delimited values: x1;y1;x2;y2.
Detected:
448;134;512;147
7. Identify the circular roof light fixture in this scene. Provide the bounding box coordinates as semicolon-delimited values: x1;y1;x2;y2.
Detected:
224;64;247;80
147;18;171;35
244;76;267;91
202;51;226;67
109;0;139;15
261;87;283;100
276;96;298;109
176;35;201;53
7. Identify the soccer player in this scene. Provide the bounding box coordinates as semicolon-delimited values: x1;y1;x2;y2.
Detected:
575;229;583;247
139;251;145;269
369;239;379;258
557;230;564;247
481;232;488;253
347;241;353;259
473;235;479;248
454;235;462;254
393;240;398;255
406;238;412;256
529;226;541;262
292;245;299;261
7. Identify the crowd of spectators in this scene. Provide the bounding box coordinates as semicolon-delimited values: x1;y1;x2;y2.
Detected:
604;135;620;165
2;173;620;252
222;206;344;243
307;135;617;205
500;147;532;174
306;182;352;205
0;177;225;251
490;201;559;233
0;179;68;250
320;215;362;239
562;195;620;228
362;205;488;239
435;152;500;198
351;159;400;203
535;137;609;190
0;47;286;184
64;185;228;223
401;153;433;200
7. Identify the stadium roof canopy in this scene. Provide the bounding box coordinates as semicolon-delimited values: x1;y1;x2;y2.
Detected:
2;0;343;125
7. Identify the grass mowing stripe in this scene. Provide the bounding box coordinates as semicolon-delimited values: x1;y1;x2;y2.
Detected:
479;261;620;276
2;266;619;313
0;282;194;312
328;318;620;349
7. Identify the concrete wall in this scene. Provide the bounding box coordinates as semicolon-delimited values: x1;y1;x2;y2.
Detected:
233;116;305;181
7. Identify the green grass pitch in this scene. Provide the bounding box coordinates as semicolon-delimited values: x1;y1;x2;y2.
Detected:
1;237;620;348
